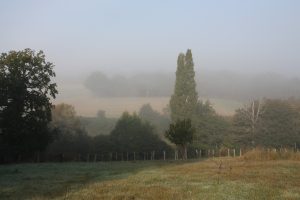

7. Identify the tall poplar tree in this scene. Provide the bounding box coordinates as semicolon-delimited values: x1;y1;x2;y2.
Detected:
170;49;198;122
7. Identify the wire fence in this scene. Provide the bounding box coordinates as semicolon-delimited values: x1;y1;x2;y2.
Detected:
1;146;299;164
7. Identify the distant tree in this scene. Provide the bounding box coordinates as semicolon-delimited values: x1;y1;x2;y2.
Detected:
138;104;170;137
51;103;81;132
231;99;300;148
139;104;160;121
165;119;194;159
193;100;230;149
232;99;264;146
97;110;106;119
84;71;132;97
84;71;110;96
110;112;169;152
257;99;300;148
169;49;198;122
0;49;57;159
47;103;91;158
79;110;117;136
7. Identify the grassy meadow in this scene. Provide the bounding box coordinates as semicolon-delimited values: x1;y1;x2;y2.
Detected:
1;152;300;200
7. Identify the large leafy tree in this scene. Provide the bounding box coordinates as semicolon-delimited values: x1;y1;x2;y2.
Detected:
165;119;194;159
169;49;198;122
0;49;57;157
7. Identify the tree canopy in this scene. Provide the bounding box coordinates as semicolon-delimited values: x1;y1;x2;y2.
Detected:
110;112;169;152
170;49;198;122
138;104;170;137
0;49;57;156
231;99;300;148
165;119;195;159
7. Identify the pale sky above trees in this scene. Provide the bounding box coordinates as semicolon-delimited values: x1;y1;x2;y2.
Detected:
0;0;299;77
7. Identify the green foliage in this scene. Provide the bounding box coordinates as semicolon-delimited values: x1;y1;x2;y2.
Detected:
47;103;91;157
47;106;171;159
51;103;80;131
170;49;198;121
0;49;57;157
231;107;256;147
79;111;117;136
165;119;194;147
110;112;169;152
169;50;230;149
192;100;231;148
138;104;170;137
92;135;114;153
232;99;300;148
257;99;300;147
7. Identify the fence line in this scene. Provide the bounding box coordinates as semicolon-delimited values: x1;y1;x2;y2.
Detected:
2;147;299;163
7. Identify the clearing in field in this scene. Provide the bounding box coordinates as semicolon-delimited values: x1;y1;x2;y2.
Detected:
1;156;300;200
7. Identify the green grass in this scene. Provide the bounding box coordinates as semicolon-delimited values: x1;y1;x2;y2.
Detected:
0;161;174;200
1;158;299;200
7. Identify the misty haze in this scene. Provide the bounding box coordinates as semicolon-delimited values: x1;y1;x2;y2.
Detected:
1;1;300;200
54;70;300;117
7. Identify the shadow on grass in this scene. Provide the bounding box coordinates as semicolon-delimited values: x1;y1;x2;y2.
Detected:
0;159;204;200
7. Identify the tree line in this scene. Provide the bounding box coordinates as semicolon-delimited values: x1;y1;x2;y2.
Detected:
1;48;300;163
84;70;300;100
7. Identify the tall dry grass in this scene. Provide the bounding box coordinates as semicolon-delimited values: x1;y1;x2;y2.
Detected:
241;148;300;161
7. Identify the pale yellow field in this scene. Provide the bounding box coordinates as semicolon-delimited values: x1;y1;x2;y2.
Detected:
54;84;242;117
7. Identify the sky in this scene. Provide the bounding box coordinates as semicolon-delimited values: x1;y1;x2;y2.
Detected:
0;0;300;78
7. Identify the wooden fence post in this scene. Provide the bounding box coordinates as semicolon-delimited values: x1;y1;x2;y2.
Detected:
233;149;236;157
199;149;202;158
239;149;242;157
163;151;166;161
227;148;230;157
